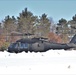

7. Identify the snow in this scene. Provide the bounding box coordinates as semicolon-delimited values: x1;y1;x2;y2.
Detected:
0;50;76;75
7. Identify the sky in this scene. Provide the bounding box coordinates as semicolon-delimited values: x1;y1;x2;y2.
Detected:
0;0;76;22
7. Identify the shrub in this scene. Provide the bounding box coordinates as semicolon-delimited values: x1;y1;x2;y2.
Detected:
48;32;62;43
0;42;10;51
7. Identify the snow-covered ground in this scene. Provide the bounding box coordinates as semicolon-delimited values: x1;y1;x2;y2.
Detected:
0;50;76;75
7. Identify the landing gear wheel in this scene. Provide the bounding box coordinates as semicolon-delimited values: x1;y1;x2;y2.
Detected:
25;51;28;53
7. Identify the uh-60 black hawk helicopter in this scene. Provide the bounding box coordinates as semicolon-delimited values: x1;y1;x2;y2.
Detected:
8;33;76;53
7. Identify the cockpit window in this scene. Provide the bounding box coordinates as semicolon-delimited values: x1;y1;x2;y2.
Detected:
9;43;13;48
14;43;19;49
11;42;29;49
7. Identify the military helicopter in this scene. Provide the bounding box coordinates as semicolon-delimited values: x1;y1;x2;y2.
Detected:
8;33;76;53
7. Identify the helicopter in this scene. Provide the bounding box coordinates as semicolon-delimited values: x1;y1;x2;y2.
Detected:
8;33;76;53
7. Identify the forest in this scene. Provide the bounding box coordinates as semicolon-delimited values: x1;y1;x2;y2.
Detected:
0;8;76;51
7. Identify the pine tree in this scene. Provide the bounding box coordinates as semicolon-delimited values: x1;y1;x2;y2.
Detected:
36;13;51;37
17;8;38;35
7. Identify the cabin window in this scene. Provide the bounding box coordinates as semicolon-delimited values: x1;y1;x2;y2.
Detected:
23;43;28;49
19;43;28;49
19;43;24;49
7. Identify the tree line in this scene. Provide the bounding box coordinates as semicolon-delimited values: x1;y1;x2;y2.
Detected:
0;8;76;41
56;15;76;43
1;8;51;38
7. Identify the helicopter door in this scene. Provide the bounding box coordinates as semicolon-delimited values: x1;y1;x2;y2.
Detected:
32;42;44;52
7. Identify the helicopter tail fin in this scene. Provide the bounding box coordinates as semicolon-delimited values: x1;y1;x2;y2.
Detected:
69;34;76;44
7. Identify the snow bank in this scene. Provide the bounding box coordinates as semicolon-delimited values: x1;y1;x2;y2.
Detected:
0;50;76;75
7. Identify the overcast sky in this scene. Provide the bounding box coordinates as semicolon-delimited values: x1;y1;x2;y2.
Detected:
0;0;76;22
